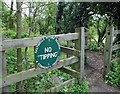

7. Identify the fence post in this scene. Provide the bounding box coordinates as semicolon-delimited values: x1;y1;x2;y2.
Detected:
85;29;88;65
0;34;2;94
104;26;114;77
80;27;85;79
73;27;85;80
67;41;71;58
0;34;8;93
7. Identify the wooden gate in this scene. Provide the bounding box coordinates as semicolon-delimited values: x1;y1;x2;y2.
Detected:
0;27;85;92
104;26;120;76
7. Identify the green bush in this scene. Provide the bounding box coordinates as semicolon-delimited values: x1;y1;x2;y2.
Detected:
2;29;31;39
112;49;120;58
87;41;98;51
2;29;16;39
87;41;104;51
105;60;120;88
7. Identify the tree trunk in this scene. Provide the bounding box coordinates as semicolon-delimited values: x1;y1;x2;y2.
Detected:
16;2;22;92
98;35;101;47
28;2;32;36
97;20;101;47
8;0;14;29
29;3;40;36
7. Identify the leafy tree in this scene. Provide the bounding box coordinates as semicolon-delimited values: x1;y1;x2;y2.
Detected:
56;2;95;34
56;2;120;46
88;2;120;44
23;2;57;36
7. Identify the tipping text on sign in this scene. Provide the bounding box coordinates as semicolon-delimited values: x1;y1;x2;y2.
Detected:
38;47;58;60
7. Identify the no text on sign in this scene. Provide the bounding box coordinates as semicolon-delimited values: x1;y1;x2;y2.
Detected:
34;36;60;68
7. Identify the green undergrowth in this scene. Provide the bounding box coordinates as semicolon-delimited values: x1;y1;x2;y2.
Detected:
60;78;89;93
87;41;104;51
6;48;89;92
7;48;70;92
105;60;120;88
112;49;120;58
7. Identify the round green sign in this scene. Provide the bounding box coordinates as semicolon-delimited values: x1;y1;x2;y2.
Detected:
34;36;60;68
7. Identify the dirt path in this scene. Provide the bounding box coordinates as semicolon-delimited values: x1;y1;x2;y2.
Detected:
85;51;120;92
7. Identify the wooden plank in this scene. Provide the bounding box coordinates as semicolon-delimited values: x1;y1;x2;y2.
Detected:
56;33;78;41
80;27;85;79
0;35;8;92
1;57;79;88
85;31;88;64
114;30;118;36
114;30;120;35
104;26;114;76
72;27;85;80
47;78;76;92
59;67;80;78
2;51;8;92
118;30;120;34
61;46;80;57
67;41;71;58
0;34;2;93
79;27;85;80
72;28;81;71
112;58;120;62
34;46;37;68
104;28;109;77
112;44;120;51
107;27;114;70
1;33;78;51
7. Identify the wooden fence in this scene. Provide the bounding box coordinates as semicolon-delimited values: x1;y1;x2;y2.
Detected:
0;27;85;92
104;26;120;76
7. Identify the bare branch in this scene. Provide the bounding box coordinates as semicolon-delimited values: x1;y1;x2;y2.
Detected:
3;2;16;11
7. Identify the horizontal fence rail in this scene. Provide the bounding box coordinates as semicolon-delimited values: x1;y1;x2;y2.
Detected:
0;57;79;88
114;30;120;35
59;67;80;78
0;33;78;51
61;46;80;57
112;44;120;51
113;29;120;51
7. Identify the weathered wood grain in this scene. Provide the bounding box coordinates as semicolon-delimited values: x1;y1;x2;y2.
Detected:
0;34;2;93
61;46;80;57
114;30;120;35
112;44;120;51
59;67;80;78
67;41;71;58
80;27;85;79
118;30;120;34
72;28;80;71
1;33;78;51
1;57;79;88
0;34;8;92
104;26;114;76
72;27;85;80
